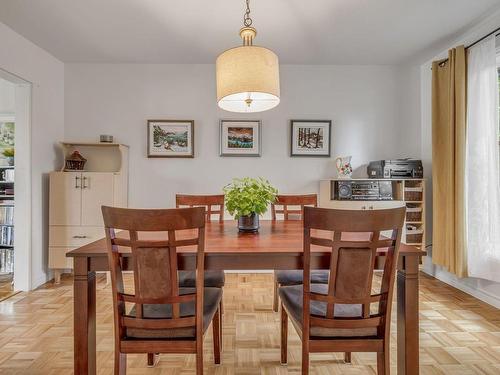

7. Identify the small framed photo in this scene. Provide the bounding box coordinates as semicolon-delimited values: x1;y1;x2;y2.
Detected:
220;120;261;157
290;120;331;157
147;120;194;158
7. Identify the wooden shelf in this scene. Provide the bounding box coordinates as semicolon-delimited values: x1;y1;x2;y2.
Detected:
320;178;427;253
61;142;129;148
59;142;128;173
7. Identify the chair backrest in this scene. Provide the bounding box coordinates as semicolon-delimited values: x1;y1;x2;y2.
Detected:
102;206;206;341
302;206;405;338
176;194;225;223
271;194;317;221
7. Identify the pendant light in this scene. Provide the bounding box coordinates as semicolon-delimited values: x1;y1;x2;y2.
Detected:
216;0;280;113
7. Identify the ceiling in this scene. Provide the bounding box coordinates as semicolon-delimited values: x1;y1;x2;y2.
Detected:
0;0;499;64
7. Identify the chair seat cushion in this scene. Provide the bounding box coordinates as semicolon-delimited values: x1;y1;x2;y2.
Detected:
125;287;222;339
278;284;378;338
275;270;329;285
179;270;225;288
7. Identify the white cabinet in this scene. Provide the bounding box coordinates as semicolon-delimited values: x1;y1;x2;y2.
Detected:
49;143;129;282
81;173;114;226
49;172;82;226
49;172;116;227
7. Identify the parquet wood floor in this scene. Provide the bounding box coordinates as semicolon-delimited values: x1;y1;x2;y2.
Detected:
0;272;498;374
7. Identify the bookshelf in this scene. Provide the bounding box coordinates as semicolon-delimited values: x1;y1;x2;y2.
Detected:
319;178;426;250
0;165;14;275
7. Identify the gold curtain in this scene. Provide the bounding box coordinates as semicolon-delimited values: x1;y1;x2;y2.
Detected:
431;46;467;277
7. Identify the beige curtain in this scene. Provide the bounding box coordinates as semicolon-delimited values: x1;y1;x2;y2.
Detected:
431;46;467;277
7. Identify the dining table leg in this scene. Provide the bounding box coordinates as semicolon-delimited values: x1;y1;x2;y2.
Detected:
73;257;96;375
397;254;420;375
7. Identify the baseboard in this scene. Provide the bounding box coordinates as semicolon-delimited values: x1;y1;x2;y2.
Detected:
422;268;500;309
32;273;51;290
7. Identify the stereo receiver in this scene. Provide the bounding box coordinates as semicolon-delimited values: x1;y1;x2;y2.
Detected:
332;180;393;201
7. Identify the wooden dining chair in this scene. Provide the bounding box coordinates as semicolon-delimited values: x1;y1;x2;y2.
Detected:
175;194;226;290
176;194;225;223
279;206;405;374
271;194;329;312
175;194;225;348
102;206;222;374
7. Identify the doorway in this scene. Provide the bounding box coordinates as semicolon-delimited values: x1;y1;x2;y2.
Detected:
0;69;32;294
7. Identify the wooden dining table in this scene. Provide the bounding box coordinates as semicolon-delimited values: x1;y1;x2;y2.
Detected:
67;220;425;375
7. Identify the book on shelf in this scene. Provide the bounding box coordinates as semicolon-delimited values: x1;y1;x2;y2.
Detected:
0;225;14;246
0;206;14;226
0;248;13;273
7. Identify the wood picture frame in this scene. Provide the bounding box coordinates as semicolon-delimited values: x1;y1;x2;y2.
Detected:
147;120;194;158
219;119;261;157
290;120;331;157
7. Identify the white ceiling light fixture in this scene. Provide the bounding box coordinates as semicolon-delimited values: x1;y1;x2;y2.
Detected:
216;0;280;113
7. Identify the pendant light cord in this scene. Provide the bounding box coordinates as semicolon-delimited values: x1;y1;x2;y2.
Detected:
244;0;253;27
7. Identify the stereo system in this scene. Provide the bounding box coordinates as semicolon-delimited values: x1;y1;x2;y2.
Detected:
332;180;394;201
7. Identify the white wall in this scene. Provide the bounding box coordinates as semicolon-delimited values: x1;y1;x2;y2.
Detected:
0;22;65;289
64;63;419;211
0;78;15;114
420;8;500;308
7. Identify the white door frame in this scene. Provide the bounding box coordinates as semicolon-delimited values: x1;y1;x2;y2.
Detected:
0;69;32;291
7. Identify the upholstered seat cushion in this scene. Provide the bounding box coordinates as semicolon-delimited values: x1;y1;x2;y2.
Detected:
275;270;329;285
178;270;225;288
278;284;378;338
125;287;222;339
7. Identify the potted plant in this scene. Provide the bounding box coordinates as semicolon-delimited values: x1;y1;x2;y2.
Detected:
2;148;14;166
224;177;278;232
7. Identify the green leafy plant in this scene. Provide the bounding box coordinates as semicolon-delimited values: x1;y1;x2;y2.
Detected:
2;148;14;157
224;177;278;219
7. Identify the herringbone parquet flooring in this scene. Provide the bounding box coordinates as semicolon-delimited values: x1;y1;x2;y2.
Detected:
0;272;498;374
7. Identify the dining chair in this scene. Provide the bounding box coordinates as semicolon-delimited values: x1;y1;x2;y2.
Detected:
176;194;225;223
271;194;329;312
279;206;405;374
176;194;225;288
102;206;222;374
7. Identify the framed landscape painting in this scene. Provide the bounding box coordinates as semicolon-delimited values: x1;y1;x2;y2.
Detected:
220;120;261;156
290;120;331;157
147;120;194;158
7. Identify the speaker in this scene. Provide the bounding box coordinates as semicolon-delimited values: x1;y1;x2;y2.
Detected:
337;181;352;200
379;181;393;199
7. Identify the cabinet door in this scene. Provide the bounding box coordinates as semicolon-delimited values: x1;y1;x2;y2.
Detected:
49;172;82;226
81;173;114;226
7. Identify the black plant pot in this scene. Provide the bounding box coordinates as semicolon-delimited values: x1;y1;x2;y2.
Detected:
238;213;259;233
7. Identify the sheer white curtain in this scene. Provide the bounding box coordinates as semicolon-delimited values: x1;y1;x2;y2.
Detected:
466;35;500;282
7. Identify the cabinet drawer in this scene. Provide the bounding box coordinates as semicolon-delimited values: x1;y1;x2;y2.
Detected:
49;247;76;269
49;226;104;247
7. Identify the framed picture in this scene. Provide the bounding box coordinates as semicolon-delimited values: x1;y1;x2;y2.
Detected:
147;120;194;158
0;115;15;150
290;120;331;157
220;120;261;157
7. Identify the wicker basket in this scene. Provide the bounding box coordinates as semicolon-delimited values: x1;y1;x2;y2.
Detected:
404;187;423;201
406;206;422;222
65;151;87;171
406;229;423;244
